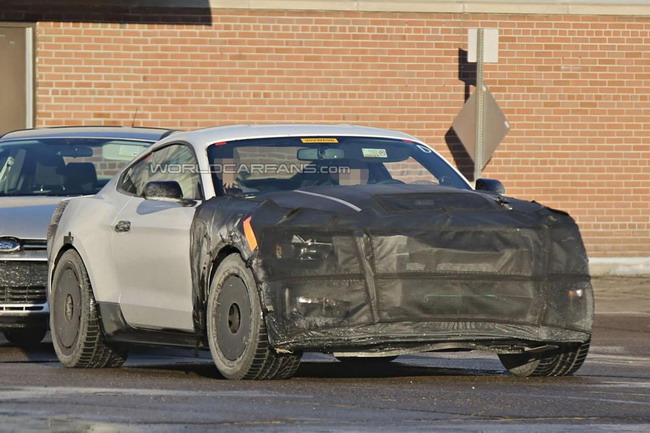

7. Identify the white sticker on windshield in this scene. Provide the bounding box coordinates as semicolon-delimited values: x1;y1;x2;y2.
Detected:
119;145;142;158
362;148;388;158
416;144;433;154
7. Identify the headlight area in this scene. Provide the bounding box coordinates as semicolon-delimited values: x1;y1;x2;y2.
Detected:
259;230;363;279
274;234;333;262
258;230;369;330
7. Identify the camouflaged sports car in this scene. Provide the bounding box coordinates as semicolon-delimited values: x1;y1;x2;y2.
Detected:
47;124;593;379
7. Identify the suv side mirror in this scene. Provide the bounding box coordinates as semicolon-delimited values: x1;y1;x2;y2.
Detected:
475;178;505;194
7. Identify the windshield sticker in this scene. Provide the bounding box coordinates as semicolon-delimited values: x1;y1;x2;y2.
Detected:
362;148;388;158
300;138;339;144
119;145;142;158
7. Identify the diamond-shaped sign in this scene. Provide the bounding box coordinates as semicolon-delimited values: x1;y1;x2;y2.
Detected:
452;87;510;169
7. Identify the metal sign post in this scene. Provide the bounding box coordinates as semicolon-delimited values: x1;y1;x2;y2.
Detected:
474;28;485;182
452;28;509;184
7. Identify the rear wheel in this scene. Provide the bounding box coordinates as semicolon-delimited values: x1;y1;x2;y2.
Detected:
3;327;47;347
207;254;301;380
499;340;590;377
50;249;127;368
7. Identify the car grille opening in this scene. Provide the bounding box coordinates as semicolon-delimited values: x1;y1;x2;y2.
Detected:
0;262;48;305
0;286;47;305
21;239;48;251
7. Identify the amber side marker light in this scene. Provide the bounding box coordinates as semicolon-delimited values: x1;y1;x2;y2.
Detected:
243;216;258;251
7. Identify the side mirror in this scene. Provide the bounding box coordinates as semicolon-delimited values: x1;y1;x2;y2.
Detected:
475;178;505;194
143;181;195;206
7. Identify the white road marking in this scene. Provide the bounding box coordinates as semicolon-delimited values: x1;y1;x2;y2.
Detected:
0;386;309;401
587;353;650;367
527;394;650;406
589;380;650;389
595;311;650;316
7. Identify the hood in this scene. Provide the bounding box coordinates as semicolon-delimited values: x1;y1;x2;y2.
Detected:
260;184;547;222
0;197;64;240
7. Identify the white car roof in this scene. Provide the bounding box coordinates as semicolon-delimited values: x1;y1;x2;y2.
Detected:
154;124;423;150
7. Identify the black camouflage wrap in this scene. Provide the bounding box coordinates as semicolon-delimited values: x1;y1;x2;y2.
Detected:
190;184;593;353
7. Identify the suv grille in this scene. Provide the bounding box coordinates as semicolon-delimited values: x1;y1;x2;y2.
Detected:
0;262;48;305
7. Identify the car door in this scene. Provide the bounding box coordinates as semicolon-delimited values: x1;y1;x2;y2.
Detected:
111;143;203;332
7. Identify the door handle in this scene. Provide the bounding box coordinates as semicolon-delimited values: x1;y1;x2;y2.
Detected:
114;220;131;233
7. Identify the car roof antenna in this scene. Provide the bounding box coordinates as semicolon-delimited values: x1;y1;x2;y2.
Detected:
131;107;140;127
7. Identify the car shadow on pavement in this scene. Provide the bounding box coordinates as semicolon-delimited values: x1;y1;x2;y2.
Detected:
0;339;57;363
294;360;500;379
122;360;498;380
123;358;593;382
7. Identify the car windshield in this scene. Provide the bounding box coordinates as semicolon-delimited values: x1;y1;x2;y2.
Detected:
0;138;150;196
207;136;470;197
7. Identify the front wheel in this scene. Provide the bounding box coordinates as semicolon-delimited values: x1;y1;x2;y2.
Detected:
499;339;590;377
3;327;47;347
207;254;301;380
50;249;127;368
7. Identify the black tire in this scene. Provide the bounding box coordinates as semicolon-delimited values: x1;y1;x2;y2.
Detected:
50;249;127;368
336;356;399;363
3;327;47;347
499;339;590;377
207;254;301;380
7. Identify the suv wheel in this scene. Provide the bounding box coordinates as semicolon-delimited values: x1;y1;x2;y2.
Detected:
207;254;301;380
3;327;47;347
50;249;127;368
499;339;590;377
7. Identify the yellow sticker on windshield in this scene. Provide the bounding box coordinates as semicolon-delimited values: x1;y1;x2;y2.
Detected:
362;148;388;158
300;138;339;144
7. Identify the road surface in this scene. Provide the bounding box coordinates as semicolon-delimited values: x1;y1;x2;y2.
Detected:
1;276;648;432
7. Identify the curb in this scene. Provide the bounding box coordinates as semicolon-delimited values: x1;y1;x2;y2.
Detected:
589;257;650;277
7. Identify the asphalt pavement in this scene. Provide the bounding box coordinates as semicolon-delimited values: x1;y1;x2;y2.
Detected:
1;276;649;432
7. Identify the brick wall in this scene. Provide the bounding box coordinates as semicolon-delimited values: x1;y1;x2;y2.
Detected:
26;9;650;257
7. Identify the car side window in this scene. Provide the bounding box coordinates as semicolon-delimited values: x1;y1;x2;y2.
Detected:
147;144;202;200
119;153;153;196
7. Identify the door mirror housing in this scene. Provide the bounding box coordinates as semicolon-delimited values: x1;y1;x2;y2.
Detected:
143;181;196;206
475;178;505;194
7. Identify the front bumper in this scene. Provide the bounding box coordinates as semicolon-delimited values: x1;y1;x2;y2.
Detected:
263;276;593;352
256;220;594;352
267;321;591;354
0;247;49;327
0;312;48;330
